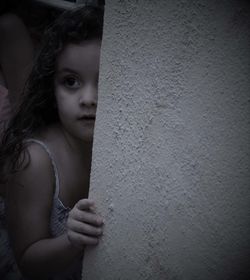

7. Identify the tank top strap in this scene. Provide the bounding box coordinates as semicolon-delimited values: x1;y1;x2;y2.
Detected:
25;139;60;198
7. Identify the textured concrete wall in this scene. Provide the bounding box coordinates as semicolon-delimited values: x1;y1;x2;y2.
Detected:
83;1;250;279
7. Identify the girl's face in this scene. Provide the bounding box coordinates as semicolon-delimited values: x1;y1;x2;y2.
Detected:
54;40;101;142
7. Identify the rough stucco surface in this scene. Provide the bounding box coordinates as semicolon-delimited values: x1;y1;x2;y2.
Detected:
83;1;250;279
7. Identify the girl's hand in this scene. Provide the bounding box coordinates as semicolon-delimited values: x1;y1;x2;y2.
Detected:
66;199;104;248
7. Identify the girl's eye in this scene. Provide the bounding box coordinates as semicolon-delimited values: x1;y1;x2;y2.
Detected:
63;76;81;89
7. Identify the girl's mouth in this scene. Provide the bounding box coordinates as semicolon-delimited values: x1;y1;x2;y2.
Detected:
78;115;96;121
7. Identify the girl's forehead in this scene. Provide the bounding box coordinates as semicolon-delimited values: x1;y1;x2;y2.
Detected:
56;40;101;71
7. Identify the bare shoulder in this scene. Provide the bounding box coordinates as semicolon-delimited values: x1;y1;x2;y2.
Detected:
7;140;56;260
7;140;56;214
11;141;55;193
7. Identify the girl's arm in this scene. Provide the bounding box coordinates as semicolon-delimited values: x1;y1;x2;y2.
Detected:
7;143;103;278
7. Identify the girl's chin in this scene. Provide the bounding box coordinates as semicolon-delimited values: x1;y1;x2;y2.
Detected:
80;132;94;142
82;136;94;143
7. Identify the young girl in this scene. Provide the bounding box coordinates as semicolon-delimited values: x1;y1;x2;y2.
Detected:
0;6;104;280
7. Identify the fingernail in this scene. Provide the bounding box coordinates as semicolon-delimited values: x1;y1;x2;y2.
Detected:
90;205;96;211
96;218;103;225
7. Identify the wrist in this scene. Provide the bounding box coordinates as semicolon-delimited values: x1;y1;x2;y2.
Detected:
63;233;84;256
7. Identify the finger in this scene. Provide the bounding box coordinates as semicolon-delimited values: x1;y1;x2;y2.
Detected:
89;204;97;213
68;220;103;236
68;230;99;246
76;199;95;210
72;209;103;226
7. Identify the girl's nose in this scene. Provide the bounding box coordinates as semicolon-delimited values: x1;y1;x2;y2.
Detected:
79;85;97;107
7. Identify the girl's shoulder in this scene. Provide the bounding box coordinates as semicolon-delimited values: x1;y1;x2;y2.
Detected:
12;139;55;190
25;139;52;163
6;137;55;231
20;124;63;185
8;124;66;193
6;136;58;264
7;125;57;193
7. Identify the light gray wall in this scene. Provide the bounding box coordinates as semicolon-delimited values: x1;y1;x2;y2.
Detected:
83;1;250;279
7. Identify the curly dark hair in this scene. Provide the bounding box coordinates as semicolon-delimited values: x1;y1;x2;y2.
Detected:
0;5;103;183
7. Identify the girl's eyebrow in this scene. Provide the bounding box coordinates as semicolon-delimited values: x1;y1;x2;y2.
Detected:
57;68;78;74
